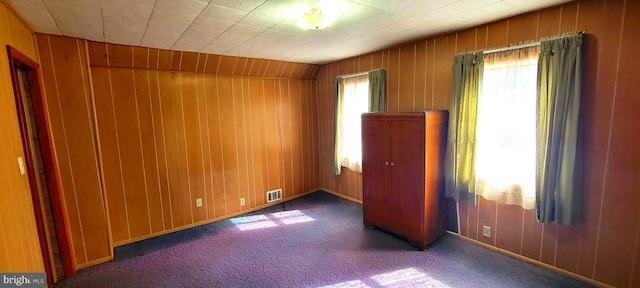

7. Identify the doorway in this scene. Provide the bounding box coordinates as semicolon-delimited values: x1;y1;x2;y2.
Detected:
7;46;76;285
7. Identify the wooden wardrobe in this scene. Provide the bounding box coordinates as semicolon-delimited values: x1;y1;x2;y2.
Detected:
361;111;449;250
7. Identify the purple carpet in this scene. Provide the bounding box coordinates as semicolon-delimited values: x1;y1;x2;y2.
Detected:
55;191;591;287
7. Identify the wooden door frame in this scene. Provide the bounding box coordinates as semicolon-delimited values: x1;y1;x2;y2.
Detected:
7;45;77;280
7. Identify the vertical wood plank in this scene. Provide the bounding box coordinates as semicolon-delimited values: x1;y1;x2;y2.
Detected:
180;73;207;222
398;44;415;111
133;70;164;233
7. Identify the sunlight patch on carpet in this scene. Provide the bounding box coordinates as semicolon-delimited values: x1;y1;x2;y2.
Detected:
318;280;371;288
230;210;315;231
370;268;450;287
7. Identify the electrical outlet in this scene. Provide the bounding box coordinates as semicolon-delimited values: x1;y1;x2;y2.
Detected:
482;225;491;238
196;198;203;207
240;198;245;206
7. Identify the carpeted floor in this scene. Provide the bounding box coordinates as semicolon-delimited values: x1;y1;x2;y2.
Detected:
54;191;592;287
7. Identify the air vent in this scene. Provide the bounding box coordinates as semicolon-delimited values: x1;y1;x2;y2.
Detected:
267;188;282;203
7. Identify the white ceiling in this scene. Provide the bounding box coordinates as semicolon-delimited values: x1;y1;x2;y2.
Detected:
6;0;572;64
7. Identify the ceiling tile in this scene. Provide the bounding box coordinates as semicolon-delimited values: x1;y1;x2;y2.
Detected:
238;12;282;29
208;0;267;12
200;24;265;54
141;8;198;49
101;0;155;46
155;0;208;15
10;0;572;64
503;0;572;11
43;0;103;41
250;0;309;19
172;17;233;51
200;4;248;22
4;0;61;35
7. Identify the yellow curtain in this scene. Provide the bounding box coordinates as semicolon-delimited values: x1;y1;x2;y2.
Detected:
445;53;483;205
333;78;344;175
536;34;584;225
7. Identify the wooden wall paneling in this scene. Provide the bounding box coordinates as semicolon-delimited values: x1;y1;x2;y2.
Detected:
204;74;227;218
157;71;185;227
110;68;152;239
507;13;538;44
575;0;606;278
559;2;579;34
311;80;320;190
232;77;250;209
398;44;415;111
196;54;207;73
204;54;221;74
370;51;383;70
521;209;543;261
278;79;294;198
554;225;581;273
148;49;159;70
180;73;207;222
595;1;640;286
258;59;271;77
248;78;267;206
248;59;264;77
477;196;497;246
157;50;172;71
495;204;523;254
357;53;370;72
424;40;435;110
263;79;281;192
147;71;173;230
107;44;132;68
432;36;450;110
537;7;562;39
86;41;108;67
280;61;293;78
0;3;44;273
387;48;399;112
132;69;164;233
486;21;508;48
241;78;255;208
40;35;110;265
180;52;199;72
289;79;305;194
217;76;241;214
273;61;286;78
90;67;129;245
170;52;182;71
217;56;235;75
540;223;559;266
413;41;427;110
35;35;85;263
174;72;194;226
302;80;312;192
132;47;148;69
196;74;214;218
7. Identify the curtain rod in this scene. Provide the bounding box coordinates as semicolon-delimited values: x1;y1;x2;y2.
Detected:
336;68;383;79
482;31;585;54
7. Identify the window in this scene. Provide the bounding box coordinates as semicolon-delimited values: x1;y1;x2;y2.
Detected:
337;74;369;172
475;47;539;209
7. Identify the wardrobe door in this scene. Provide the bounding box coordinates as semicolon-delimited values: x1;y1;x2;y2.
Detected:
389;117;425;235
362;118;391;225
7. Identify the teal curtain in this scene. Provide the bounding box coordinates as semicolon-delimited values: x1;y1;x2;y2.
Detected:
445;53;484;205
333;77;345;175
368;69;386;112
536;34;584;225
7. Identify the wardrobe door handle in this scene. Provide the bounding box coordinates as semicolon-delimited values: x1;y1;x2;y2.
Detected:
385;161;389;166
390;162;395;167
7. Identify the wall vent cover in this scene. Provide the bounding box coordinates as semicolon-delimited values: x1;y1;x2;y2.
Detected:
267;188;282;203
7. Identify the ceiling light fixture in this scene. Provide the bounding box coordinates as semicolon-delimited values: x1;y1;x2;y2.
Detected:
295;1;344;30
